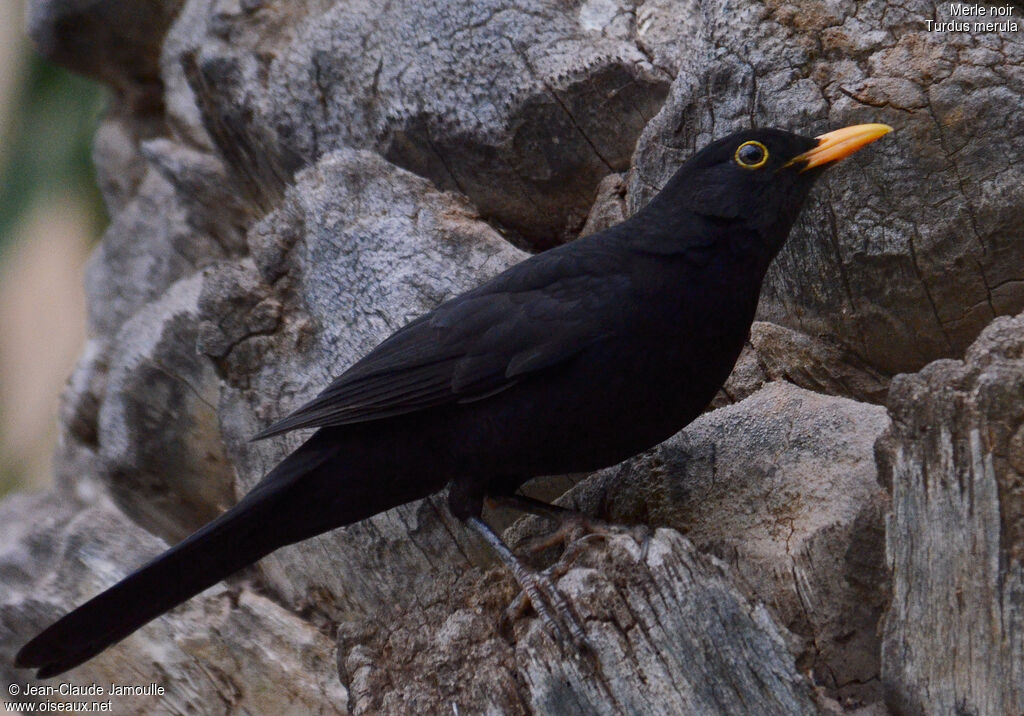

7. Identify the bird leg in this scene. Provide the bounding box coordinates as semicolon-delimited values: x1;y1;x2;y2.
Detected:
465;516;588;648
487;494;614;554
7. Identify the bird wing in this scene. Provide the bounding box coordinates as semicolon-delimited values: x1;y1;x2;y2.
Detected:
253;245;628;439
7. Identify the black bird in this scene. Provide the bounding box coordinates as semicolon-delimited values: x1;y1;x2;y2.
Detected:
16;123;891;677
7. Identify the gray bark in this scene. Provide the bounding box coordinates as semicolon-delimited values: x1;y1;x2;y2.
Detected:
553;383;892;705
879;312;1024;715
2;0;1022;714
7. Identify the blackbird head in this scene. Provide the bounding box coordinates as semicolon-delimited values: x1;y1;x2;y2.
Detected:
643;124;892;259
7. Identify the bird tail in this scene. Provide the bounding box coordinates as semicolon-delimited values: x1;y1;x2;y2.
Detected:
15;429;376;678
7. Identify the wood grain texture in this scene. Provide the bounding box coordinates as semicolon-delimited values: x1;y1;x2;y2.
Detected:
879;312;1024;715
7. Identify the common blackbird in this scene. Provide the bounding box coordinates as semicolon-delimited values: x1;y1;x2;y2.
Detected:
16;123;891;677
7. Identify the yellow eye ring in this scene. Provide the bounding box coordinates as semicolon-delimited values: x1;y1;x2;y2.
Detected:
734;140;769;169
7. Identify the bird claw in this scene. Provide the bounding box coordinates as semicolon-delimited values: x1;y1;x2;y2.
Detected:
501;566;588;650
487;494;614;556
467;516;589;649
524;512;614;555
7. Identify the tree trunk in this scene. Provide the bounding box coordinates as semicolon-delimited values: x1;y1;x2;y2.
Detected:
2;0;1022;713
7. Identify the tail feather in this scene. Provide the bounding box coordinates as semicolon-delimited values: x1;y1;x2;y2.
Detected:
17;490;283;677
16;431;350;678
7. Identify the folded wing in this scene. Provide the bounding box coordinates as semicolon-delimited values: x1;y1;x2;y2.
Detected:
253;248;628;439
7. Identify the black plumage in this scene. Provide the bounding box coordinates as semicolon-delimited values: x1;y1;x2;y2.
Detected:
16;124;890;678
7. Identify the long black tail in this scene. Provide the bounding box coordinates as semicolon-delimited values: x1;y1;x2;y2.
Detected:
16;429;364;678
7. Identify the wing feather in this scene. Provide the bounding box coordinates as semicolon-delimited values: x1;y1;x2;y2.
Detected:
253;241;628;440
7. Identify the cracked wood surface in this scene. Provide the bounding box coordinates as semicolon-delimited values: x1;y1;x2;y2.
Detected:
879;311;1024;715
550;383;892;705
627;0;1024;375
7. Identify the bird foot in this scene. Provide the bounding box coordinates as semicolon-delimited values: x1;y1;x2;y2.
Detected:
501;565;588;649
523;511;615;555
486;494;614;556
467;516;589;649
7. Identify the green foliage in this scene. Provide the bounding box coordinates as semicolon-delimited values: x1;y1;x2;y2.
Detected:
0;55;108;496
0;54;108;248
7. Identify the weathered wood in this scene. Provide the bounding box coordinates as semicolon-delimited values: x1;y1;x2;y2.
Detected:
552;383;892;706
879;312;1024;715
629;0;1024;375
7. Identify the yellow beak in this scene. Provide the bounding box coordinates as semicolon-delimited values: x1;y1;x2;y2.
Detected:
787;123;893;171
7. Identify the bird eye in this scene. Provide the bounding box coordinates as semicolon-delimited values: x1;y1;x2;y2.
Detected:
734;141;769;169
